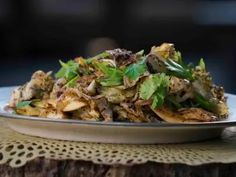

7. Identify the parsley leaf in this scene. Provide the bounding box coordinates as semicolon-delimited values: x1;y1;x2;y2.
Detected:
86;51;111;64
124;58;147;80
151;85;166;109
94;62;124;86
164;59;194;81
139;73;169;108
173;51;183;64
65;75;79;87
198;58;206;71
16;101;32;108
55;60;79;80
16;99;40;109
194;93;215;111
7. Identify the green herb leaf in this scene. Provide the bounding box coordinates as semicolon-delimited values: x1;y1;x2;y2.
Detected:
55;60;79;80
164;59;194;81
166;96;182;109
94;61;124;86
136;49;145;56
65;75;79;87
86;51;111;64
173;51;183;64
194;93;215;111
199;58;206;71
100;77;123;86
124;58;147;80
151;86;166;109
16;101;32;108
139;73;169;108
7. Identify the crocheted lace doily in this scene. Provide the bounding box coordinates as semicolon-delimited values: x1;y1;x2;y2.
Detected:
1;120;236;168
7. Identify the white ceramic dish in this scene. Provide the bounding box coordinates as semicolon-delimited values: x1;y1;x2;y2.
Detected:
0;86;236;144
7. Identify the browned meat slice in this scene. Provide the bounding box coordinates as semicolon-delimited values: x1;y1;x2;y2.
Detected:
94;97;113;121
146;54;167;73
106;48;136;67
9;71;53;107
151;106;217;123
168;76;193;102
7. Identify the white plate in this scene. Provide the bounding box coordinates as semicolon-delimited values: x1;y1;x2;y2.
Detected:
0;86;236;144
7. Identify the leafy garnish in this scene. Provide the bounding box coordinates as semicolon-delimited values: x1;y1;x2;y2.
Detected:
139;73;169;109
16;101;32;108
164;59;194;81
124;58;147;80
94;61;124;86
136;49;145;56
151;85;166;109
65;75;79;87
173;51;183;64
16;99;40;109
55;60;79;80
198;58;206;71
194;93;215;111
86;51;111;64
166;96;182;109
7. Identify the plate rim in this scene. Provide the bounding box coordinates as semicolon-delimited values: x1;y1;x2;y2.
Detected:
0;86;236;128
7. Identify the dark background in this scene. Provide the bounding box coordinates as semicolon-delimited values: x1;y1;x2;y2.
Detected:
0;0;235;93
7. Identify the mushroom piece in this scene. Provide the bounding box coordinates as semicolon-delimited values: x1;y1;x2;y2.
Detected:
151;106;217;123
63;100;87;112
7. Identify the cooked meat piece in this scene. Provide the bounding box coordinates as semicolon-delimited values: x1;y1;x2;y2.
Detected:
169;76;194;102
63;100;87;112
120;102;149;122
169;76;190;94
152;106;217;123
101;87;126;104
213;101;229;118
50;78;67;99
106;48;136;67
16;106;41;116
146;54;167;73
9;71;53;107
113;105;146;122
95;97;113;121
86;80;97;95
142;106;163;123
211;85;226;102
73;106;100;121
16;105;66;119
39;108;67;119
150;43;175;59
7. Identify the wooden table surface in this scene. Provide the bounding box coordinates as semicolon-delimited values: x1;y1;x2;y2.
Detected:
1;158;236;177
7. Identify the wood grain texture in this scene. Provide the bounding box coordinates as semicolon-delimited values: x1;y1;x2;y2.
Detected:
0;158;236;177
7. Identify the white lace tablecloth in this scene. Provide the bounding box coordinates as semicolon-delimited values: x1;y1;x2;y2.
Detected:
1;119;236;168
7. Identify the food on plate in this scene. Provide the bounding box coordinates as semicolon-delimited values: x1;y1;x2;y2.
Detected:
9;43;229;123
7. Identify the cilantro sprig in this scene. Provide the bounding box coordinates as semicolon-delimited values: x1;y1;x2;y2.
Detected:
55;60;79;81
93;61;124;86
124;58;147;80
194;93;215;112
198;58;206;71
16;99;40;109
164;59;194;81
16;101;32;108
55;60;80;87
139;73;170;109
86;51;111;64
